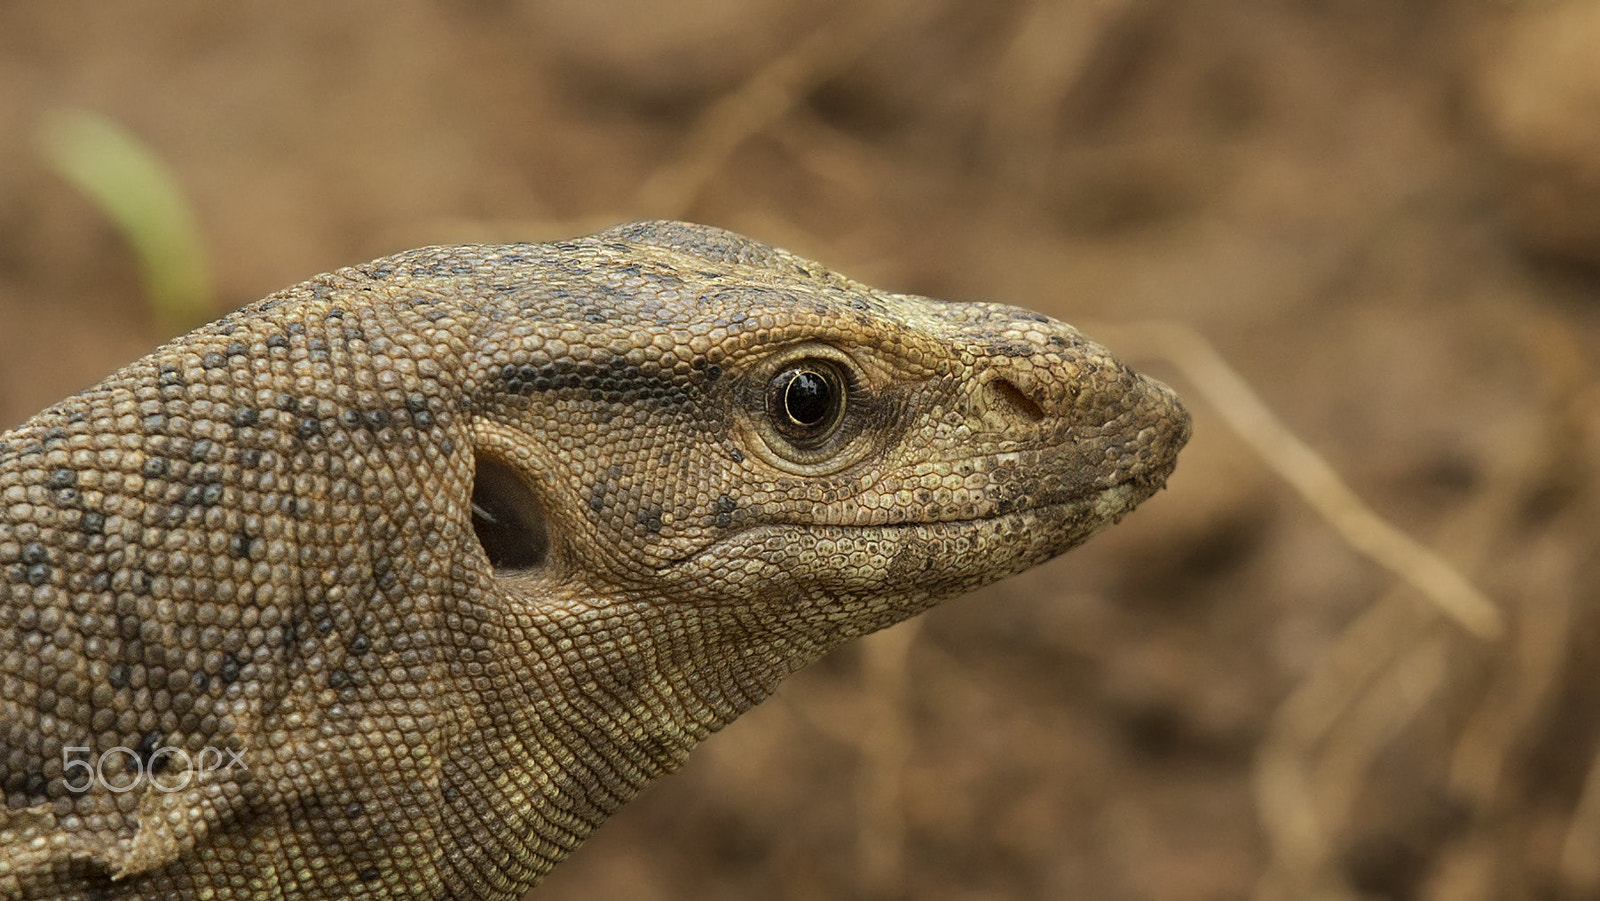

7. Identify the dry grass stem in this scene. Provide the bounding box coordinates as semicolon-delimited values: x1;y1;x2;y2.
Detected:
1086;320;1504;641
1250;595;1435;899
635;0;916;218
1087;318;1538;899
981;0;1139;183
1449;536;1572;806
855;620;922;899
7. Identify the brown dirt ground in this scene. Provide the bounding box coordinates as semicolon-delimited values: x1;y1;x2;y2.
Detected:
4;1;1599;899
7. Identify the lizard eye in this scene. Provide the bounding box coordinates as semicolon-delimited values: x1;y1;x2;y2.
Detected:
767;362;846;447
744;344;873;473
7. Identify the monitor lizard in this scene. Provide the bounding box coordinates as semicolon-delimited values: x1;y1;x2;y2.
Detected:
0;221;1190;899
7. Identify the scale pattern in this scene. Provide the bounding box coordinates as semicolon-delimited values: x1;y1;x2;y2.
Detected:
0;221;1189;899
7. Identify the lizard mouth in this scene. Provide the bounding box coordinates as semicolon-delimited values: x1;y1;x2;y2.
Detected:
819;447;1178;531
662;464;1172;572
654;477;1165;604
874;468;1169;535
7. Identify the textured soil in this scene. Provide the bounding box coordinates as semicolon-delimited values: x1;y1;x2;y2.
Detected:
3;2;1599;899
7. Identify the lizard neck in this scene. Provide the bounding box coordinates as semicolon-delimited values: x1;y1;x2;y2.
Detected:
441;595;823;890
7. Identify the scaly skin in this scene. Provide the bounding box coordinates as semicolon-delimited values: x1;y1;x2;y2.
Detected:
0;221;1189;898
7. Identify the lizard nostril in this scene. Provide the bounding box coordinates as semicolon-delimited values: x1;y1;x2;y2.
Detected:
471;454;549;573
987;377;1046;423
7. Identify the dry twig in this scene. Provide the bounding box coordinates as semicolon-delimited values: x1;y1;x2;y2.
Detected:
634;0;917;218
1084;319;1503;640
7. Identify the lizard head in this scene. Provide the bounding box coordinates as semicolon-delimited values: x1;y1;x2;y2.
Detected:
465;221;1190;678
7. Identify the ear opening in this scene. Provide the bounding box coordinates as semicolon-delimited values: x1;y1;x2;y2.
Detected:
470;453;549;573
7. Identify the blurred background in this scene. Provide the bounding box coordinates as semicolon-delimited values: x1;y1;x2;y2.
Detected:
3;1;1598;898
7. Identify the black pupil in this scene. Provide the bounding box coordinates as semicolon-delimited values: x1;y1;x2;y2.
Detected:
784;370;831;426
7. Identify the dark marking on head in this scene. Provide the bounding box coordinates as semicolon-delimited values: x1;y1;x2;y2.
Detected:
493;357;695;408
229;532;257;559
281;615;301;658
373;558;399;593
134;729;163;771
181;482;224;507
4;771;48;806
713;495;738;528
405;395;436;429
